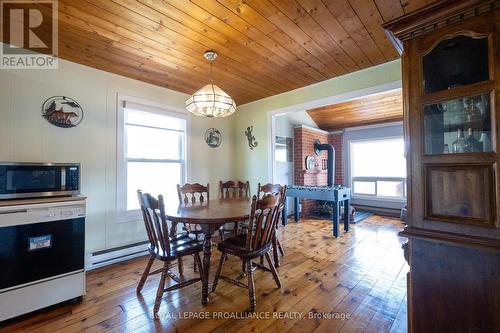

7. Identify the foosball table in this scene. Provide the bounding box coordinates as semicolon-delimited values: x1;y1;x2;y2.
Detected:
282;185;351;238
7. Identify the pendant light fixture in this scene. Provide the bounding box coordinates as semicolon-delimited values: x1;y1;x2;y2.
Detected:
185;51;236;117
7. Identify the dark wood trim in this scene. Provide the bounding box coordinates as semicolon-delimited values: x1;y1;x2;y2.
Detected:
400;226;500;250
383;0;499;51
420;81;494;105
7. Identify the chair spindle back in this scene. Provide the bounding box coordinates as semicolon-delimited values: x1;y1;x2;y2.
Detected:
177;183;210;204
137;190;171;255
220;180;250;199
245;188;286;251
257;183;283;199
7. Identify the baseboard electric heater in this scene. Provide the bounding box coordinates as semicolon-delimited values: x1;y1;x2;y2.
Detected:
86;241;149;270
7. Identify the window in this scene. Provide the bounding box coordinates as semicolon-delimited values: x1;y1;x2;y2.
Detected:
117;99;187;221
350;138;406;199
275;136;293;163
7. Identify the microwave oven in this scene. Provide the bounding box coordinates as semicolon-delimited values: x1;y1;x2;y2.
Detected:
0;162;80;199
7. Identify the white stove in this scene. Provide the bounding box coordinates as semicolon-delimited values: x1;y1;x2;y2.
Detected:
0;197;86;321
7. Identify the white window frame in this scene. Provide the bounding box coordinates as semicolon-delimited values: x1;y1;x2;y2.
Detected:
348;136;406;203
116;94;191;223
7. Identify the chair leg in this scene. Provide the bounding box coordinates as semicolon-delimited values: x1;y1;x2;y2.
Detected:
193;255;198;273
247;260;256;312
265;252;282;288
241;259;246;274
218;228;224;242
272;235;280;268
177;257;184;276
153;262;169;315
212;251;226;292
277;238;285;257
137;255;155;293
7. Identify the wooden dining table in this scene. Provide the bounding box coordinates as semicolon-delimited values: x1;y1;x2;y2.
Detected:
164;197;252;305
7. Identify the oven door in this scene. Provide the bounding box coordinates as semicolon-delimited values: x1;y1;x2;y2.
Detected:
0;217;85;290
0;164;69;199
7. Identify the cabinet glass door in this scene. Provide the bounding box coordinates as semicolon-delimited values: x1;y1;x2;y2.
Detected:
423;92;492;154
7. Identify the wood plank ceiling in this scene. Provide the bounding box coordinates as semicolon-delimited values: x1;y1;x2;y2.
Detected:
307;89;403;130
24;0;435;105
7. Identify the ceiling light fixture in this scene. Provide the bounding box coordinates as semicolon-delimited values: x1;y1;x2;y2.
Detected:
185;51;236;117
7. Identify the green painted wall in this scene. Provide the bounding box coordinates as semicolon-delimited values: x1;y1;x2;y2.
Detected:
233;59;402;192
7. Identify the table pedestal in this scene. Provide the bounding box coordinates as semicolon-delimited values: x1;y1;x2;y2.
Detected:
200;223;223;305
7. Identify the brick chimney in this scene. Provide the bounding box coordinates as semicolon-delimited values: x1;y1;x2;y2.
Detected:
293;126;344;217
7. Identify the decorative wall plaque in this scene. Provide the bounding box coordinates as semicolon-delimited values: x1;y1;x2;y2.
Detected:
205;128;222;148
42;96;83;128
305;156;316;170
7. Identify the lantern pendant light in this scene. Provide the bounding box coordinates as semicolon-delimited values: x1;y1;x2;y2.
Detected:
185;51;237;117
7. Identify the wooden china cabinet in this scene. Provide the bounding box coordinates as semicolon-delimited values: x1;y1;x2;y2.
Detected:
384;1;500;332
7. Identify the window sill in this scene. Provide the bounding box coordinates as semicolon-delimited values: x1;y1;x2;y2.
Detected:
352;195;406;203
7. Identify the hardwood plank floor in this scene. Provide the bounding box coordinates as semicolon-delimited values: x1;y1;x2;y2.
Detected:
0;216;408;333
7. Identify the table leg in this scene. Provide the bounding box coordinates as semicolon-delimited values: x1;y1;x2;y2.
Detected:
201;232;212;305
294;197;299;222
332;201;340;238
343;199;350;232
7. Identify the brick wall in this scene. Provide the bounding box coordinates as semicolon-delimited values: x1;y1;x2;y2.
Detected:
293;126;344;217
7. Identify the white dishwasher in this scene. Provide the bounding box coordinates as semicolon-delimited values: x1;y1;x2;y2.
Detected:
0;197;86;321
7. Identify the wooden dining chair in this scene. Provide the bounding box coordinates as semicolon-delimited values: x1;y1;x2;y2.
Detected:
177;183;210;204
220;180;250;199
136;190;204;315
257;183;285;266
219;180;250;240
176;183;209;239
212;188;285;312
257;183;283;198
